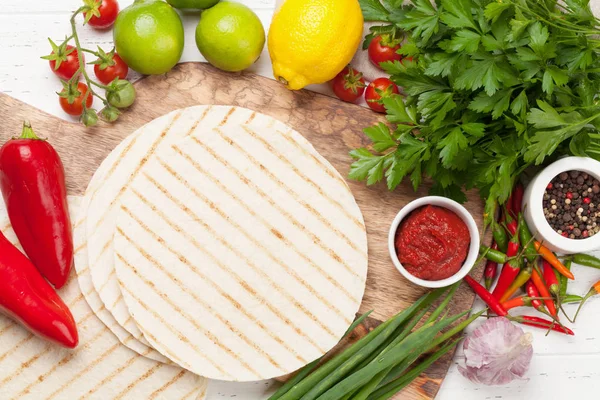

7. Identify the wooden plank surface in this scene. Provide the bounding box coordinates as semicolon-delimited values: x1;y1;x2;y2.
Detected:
0;62;484;399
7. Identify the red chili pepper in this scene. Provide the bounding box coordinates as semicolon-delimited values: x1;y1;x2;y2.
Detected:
506;191;516;220
464;275;508;317
525;281;546;312
542;260;560;297
0;230;78;348
511;183;524;218
492;229;520;300
504;207;518;236
512;315;574;335
0;122;73;288
484;242;499;290
531;268;558;318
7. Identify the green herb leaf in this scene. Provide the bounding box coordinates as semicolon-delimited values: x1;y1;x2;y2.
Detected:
440;0;477;30
383;95;416;125
429;182;468;203
441;29;481;53
359;0;390;21
484;2;512;23
437;127;469;167
364;123;398;152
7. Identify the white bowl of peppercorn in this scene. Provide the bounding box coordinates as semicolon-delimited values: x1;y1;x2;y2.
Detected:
523;156;600;254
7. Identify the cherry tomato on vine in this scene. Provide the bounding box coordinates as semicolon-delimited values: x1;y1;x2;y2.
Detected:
368;35;403;69
84;0;120;30
42;39;83;80
331;67;366;103
94;53;129;84
107;79;136;108
365;78;399;113
59;82;93;116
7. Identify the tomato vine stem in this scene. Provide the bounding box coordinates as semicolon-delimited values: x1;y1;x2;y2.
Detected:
68;7;108;109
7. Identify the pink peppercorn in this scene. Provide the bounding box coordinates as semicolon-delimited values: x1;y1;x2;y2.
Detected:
566;192;573;199
584;197;591;204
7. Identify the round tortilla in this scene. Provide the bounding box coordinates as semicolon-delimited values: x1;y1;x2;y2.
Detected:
83;106;255;349
76;134;166;361
113;118;368;381
0;197;207;399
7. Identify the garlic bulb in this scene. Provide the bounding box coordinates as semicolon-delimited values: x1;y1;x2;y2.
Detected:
458;317;533;385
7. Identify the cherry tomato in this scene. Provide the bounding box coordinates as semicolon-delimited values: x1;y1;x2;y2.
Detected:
46;45;82;80
365;78;400;113
59;82;93;116
85;0;120;30
107;79;136;108
368;35;402;69
331;67;366;103
94;53;129;84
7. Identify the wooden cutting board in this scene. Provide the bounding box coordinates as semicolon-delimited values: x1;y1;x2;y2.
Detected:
0;62;484;399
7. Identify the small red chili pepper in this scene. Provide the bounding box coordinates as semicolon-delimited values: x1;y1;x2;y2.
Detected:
484;242;499;290
542;260;560;297
525;281;546;312
464;275;508;317
512;315;574;335
0;230;78;348
0;122;73;288
511;183;524;218
506;219;518;236
531;268;558;318
492;228;520;300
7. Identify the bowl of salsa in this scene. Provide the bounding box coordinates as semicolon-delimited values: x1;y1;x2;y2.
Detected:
388;196;480;288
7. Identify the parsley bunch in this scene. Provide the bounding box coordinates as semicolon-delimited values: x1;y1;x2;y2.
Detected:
351;0;600;221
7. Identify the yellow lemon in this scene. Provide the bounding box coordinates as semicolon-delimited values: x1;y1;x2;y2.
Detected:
268;0;364;90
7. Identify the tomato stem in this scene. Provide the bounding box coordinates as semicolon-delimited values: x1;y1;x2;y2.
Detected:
68;7;108;112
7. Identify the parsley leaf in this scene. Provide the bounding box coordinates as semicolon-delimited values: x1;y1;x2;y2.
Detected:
359;0;391;21
351;0;600;211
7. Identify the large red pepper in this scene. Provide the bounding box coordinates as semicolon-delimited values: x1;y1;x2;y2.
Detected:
0;122;73;288
0;229;78;348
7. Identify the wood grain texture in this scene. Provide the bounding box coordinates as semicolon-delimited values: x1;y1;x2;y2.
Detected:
0;62;485;399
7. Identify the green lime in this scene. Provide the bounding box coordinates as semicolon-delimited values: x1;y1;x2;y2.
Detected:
114;0;184;75
166;0;220;10
195;2;265;72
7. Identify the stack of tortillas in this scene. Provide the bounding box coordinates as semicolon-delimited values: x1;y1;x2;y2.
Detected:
12;106;366;394
0;197;207;399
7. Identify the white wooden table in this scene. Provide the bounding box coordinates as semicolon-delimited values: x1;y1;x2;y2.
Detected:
2;1;600;398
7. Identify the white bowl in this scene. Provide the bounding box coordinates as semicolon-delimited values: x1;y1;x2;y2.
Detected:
388;196;480;288
523;156;600;254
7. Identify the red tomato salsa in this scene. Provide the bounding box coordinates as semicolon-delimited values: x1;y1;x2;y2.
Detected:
395;205;470;281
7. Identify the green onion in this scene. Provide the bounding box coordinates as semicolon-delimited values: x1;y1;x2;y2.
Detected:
350;282;461;400
268;311;372;400
381;309;484;387
368;338;462;400
276;289;444;400
317;310;470;400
